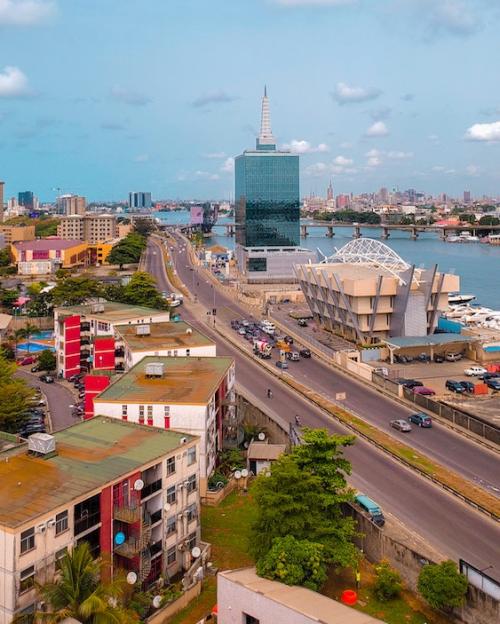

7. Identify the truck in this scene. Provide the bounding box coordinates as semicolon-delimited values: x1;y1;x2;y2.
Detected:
354;494;385;527
253;339;272;359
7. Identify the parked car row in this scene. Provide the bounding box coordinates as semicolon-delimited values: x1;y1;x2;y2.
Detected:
393;351;463;364
19;389;48;437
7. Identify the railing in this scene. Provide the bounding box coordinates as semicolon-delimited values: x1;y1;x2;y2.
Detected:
114;535;149;558
141;479;162;499
150;540;162;557
74;511;100;536
150;509;162;524
114;503;141;524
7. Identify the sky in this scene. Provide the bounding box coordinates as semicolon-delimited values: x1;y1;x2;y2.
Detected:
0;0;499;202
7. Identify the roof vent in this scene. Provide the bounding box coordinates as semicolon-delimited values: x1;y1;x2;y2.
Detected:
28;433;56;456
145;362;165;378
91;303;105;314
136;324;151;336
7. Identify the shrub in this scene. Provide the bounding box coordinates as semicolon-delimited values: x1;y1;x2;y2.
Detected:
418;560;468;611
373;560;402;601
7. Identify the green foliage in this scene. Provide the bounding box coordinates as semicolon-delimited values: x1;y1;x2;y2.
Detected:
38;349;56;372
256;535;328;591
0;353;35;432
208;472;228;489
479;215;500;226
0;248;10;267
37;542;138;623
51;276;103;306
0;288;18;308
121;271;166;309
313;210;381;224
107;232;147;269
35;217;60;237
103;282;127;303
459;213;476;224
418;560;468;611
27;292;52;317
251;428;358;573
218;448;245;476
132;217;156;237
373;561;402;602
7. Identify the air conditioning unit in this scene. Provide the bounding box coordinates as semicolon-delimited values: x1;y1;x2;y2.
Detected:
176;484;184;491
177;513;183;520
47;519;56;528
28;433;56;456
177;543;185;551
145;362;164;378
136;324;151;336
91;303;105;314
183;480;190;487
36;523;47;534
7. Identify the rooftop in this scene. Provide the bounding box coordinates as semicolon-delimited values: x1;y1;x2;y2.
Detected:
219;568;384;623
95;355;233;405
383;333;475;350
247;441;286;461
0;417;196;529
57;301;168;323
115;321;213;352
14;238;84;251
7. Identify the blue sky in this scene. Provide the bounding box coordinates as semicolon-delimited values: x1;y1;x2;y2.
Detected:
0;0;499;201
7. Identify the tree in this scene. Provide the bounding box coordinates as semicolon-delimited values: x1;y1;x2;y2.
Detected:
459;213;476;224
103;282;127;303
38;349;56;372
0;248;10;267
479;215;500;226
107;232;146;269
251;429;358;571
51;277;103;306
418;560;468;612
0;353;35;432
0;288;18;308
36;542;138;624
256;535;328;591
122;272;166;309
133;217;155;237
373;561;402;601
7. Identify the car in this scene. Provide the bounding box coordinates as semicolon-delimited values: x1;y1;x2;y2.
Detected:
397;378;424;389
230;320;240;330
464;366;488;377
286;351;300;361
445;380;464;393
68;374;82;383
445;352;464;362
458;380;475;393
20;423;46;437
390;419;412;432
299;348;311;358
283;335;294;345
479;372;500;381
486;378;500;391
19;356;36;366
238;327;246;335
30;364;41;373
412;386;436;396
433;354;445;363
373;367;389;377
241;320;250;327
298;319;308;327
39;374;54;383
276;360;289;370
408;412;432;427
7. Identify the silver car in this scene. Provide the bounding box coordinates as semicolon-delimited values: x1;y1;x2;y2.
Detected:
390;419;412;432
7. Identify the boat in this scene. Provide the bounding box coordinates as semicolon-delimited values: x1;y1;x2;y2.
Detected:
448;292;476;305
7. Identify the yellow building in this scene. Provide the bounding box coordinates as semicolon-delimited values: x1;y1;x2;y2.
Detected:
11;238;88;275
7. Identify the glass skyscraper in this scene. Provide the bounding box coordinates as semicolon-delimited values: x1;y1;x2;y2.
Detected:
235;89;300;249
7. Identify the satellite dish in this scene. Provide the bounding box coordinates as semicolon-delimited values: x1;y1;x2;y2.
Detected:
126;571;137;585
152;595;162;609
191;546;201;558
134;479;144;491
164;502;171;512
234;470;242;480
258;432;266;441
241;469;249;478
114;531;125;546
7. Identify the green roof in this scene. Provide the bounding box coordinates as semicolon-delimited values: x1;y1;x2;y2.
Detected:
96;355;233;405
0;417;196;529
383;333;475;349
57;301;168;323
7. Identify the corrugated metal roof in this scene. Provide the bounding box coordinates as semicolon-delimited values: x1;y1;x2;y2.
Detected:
383;333;475;349
115;321;213;351
57;302;167;322
0;418;196;529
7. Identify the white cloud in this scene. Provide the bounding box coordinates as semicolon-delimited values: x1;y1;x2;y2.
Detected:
465;121;500;142
195;170;220;180
133;154;149;163
432;165;456;174
111;86;151;106
387;150;413;159
192;90;238;108
305;157;357;177
332;81;381;105
204;151;226;159
281;139;329;154
333;155;353;166
0;66;30;97
220;157;235;174
273;0;355;5
466;164;480;176
425;0;480;38
0;0;55;25
364;121;389;137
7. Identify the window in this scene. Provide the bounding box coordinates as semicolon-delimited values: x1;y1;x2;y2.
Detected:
166;486;176;505
187;447;196;466
186;349;190;357
147;405;153;426
247;257;267;272
55;547;67;569
20;566;35;593
173;350;178;356
244;615;260;624
186;531;197;550
186;504;197;523
166;545;177;566
166;456;176;476
164;405;170;417
166;515;176;536
55;511;68;536
121;405;127;417
186;474;197;494
139;405;144;424
20;527;35;554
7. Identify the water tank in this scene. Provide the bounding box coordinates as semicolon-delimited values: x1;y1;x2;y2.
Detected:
91;303;105;314
145;362;164;377
28;433;56;455
136;324;151;336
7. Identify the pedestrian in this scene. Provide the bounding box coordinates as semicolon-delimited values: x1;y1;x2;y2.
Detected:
355;569;361;590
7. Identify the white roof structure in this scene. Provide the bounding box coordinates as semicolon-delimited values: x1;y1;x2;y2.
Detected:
323;238;415;285
258;86;276;147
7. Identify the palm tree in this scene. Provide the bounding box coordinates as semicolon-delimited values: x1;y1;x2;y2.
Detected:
36;542;138;624
9;328;27;361
23;322;39;353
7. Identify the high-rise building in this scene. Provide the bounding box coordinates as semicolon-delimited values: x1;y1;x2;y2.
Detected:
18;191;34;210
234;88;314;282
0;181;4;223
326;180;334;201
464;190;471;203
128;191;152;210
58;194;86;216
335;194;350;210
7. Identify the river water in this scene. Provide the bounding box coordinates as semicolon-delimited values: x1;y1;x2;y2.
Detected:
156;211;500;309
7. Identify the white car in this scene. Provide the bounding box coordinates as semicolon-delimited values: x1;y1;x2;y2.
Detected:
464;366;488;377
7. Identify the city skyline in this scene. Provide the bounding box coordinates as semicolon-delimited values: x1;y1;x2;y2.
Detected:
0;0;500;200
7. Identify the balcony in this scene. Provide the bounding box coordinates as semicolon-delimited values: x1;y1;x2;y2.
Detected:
74;511;100;536
115;348;125;357
150;509;162;525
114;504;141;524
150;540;162;557
114;535;150;559
141;479;162;500
80;322;91;332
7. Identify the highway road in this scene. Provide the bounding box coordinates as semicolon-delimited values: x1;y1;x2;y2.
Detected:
161;234;500;498
145;235;500;581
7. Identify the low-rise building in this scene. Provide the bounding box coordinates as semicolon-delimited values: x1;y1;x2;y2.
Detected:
0;313;13;341
115;321;216;368
11;239;88;276
57;214;118;244
247;441;286;475
0;418;201;624
0;225;35;244
217;567;384;624
54;302;170;378
93;355;235;492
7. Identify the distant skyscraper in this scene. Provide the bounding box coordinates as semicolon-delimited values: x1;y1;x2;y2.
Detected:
327;180;334;201
464;190;471;203
0;181;4;223
18;191;34;210
235;87;300;248
58;194;86;216
335;194;350;210
379;187;389;203
128;192;152;210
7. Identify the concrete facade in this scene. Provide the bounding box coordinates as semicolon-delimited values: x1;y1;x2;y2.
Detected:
57;214;118;244
0;225;35;244
236;245;316;283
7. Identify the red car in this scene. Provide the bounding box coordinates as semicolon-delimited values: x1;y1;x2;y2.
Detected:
19;356;36;366
413;386;436;396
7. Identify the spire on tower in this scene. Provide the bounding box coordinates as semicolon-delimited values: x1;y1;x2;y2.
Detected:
257;86;276;150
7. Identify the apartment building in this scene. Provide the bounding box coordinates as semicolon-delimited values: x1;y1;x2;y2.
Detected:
0;418;201;624
115;321;216;369
54;302;170;378
58;195;86;216
11;239;88;276
0;225;35;244
93;355;236;492
57;214;118;244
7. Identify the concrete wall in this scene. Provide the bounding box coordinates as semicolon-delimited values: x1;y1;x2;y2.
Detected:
236;393;290;447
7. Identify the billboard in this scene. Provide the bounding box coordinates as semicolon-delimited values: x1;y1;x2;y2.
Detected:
190;206;203;225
